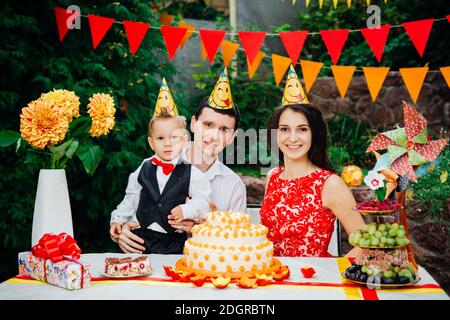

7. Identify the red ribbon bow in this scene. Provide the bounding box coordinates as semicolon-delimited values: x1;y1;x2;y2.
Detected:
151;157;175;175
32;233;82;263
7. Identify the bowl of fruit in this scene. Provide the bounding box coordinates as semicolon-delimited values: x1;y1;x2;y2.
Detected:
354;199;402;215
342;249;419;288
348;222;410;249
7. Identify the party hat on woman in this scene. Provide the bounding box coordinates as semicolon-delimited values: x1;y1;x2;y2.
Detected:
282;65;309;105
207;68;235;110
153;78;179;117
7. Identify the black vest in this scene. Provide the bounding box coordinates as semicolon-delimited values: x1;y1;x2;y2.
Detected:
136;160;191;234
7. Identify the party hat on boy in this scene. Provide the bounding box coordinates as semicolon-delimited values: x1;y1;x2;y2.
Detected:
282;65;309;105
207;68;234;110
153;78;179;117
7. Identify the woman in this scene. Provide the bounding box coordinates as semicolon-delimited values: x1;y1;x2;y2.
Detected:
260;67;364;257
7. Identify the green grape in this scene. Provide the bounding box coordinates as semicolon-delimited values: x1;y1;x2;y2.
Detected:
399;224;405;230
361;266;368;273
371;238;380;246
386;238;396;246
394;267;401;273
362;233;370;239
353;232;361;243
349;233;355;244
367;268;373;276
368;224;377;235
398;270;404;277
382;231;388;236
385;222;392;229
383;270;394;278
374;231;382;238
361;224;369;233
380;236;387;244
396;238;406;246
391;223;399;230
388;229;398;237
396;229;406;238
378;224;387;232
358;239;366;247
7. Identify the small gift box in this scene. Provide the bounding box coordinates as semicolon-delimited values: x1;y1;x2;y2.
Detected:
18;233;91;290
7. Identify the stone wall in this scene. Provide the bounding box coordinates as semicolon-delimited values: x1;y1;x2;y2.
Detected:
306;72;450;134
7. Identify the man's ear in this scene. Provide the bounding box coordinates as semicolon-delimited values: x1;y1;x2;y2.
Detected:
147;136;155;151
190;115;197;132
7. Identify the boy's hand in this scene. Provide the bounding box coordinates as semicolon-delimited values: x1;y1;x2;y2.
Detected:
171;205;184;222
110;222;122;239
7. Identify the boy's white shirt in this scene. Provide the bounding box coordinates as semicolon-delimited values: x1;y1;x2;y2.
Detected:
110;142;247;230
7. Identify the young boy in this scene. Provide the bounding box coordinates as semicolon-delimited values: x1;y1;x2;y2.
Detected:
109;78;211;254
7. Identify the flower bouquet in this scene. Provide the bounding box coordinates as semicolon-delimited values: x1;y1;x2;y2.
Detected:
0;89;116;175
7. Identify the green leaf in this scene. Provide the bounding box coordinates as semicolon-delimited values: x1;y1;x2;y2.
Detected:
65;140;79;159
375;187;387;202
67;117;92;139
76;143;103;176
0;130;21;147
24;150;48;166
49;139;73;163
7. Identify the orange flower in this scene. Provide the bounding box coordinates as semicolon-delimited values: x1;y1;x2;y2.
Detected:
20;99;69;149
87;93;115;137
40;89;80;122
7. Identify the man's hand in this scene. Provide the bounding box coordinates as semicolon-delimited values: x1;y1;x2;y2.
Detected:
171;205;184;222
209;202;217;211
117;221;146;253
168;214;195;233
109;222;122;239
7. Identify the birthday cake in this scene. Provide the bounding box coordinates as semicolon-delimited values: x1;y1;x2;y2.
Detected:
181;211;275;276
104;256;151;277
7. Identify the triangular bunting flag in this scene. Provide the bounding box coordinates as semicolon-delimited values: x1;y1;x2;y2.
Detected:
305;0;310;7
360;24;391;63
221;40;240;68
363;67;390;101
447;15;450;23
160;26;188;61
272;54;292;86
238;31;266;64
399;67;429;103
331;65;356;98
199;29;227;64
300;60;323;93
333;0;339;9
179;21;195;48
318;0;324;9
247;51;265;79
320;29;350;64
160;13;174;26
366;0;371;5
347;0;352;8
54;6;77;42
279;30;308;66
440;66;450;87
201;41;207;62
88;15;115;49
402;19;434;57
123;21;150;56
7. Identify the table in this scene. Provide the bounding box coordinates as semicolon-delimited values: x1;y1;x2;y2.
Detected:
0;253;448;300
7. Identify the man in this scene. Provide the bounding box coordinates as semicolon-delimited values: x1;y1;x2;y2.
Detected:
111;68;247;253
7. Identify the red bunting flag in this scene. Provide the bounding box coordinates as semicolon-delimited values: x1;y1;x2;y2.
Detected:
238;31;267;64
447;15;450;23
160;26;188;61
88;15;115;49
199;29;227;64
360;24;391;63
123;21;150;56
320;29;350;65
279;31;308;66
402;19;434;57
54;6;78;42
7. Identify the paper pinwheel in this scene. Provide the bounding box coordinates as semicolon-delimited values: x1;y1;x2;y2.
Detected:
366;101;448;182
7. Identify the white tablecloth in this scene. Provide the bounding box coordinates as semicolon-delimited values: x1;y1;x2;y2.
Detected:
0;253;447;300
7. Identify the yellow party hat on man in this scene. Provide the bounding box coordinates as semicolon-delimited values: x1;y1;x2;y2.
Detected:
153;78;179;117
208;68;234;110
282;65;309;105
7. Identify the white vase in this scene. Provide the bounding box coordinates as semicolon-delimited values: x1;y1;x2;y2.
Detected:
31;169;74;246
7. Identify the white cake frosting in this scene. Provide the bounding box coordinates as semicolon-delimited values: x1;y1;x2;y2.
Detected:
183;211;274;274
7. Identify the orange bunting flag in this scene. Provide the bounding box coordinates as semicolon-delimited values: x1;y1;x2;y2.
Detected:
362;67;390;102
201;41;207;62
179;21;195;48
399;67;429;103
247;51;265;79
221;40;239;68
331;65;356;98
300;60;323;93
160;13;174;26
88;15;115;49
440;66;450;87
272;54;292;86
123;21;150;56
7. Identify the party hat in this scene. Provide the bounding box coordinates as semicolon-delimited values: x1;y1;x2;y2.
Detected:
153;78;179;117
282;65;309;105
207;68;234;109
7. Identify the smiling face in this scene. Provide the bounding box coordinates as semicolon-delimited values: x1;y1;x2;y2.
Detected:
283;77;305;104
154;88;178;116
277;108;312;162
209;80;233;109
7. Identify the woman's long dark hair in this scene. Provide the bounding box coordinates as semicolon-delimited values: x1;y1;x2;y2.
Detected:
267;104;334;172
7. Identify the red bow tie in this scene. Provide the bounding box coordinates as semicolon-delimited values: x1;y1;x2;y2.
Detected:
151;157;175;175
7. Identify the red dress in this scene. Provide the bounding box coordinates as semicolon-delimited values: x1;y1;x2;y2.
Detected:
260;166;336;257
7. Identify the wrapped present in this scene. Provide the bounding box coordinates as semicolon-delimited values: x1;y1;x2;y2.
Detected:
18;233;91;290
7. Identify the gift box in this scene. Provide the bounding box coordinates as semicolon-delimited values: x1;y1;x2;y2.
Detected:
18;251;91;290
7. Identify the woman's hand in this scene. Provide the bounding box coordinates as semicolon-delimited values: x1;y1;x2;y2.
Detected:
168;215;195;233
117;221;146;253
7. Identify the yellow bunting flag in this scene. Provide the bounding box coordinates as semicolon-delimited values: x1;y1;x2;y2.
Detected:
363;66;390;102
201;41;207;62
247;51;265;79
179;21;195;48
272;54;292;86
221;40;240;68
300;60;323;93
159;13;173;26
399;67;429;103
333;0;339;9
331;65;356;98
305;0;310;7
439;66;450;87
366;0;371;5
319;0;324;8
347;0;352;7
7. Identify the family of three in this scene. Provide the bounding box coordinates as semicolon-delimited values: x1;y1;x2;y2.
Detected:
109;66;364;258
